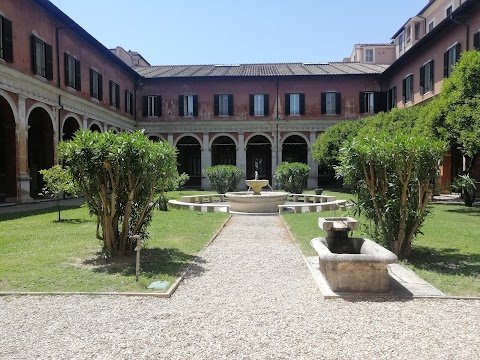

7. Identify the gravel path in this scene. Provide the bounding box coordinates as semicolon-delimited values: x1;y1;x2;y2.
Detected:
1;215;479;359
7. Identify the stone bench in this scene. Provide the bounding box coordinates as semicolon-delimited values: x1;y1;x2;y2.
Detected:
278;200;347;214
168;199;230;213
180;194;226;203
288;194;336;203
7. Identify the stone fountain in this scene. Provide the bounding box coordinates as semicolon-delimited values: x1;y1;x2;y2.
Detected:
226;172;288;213
310;217;398;293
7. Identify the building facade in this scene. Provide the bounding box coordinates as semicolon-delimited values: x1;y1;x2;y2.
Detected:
0;0;479;202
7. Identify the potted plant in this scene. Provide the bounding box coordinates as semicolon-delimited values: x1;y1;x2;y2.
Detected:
451;174;477;207
314;188;323;195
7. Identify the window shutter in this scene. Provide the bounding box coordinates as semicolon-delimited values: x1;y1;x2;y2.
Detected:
155;96;161;116
249;94;254;116
410;75;414;100
443;51;449;77
45;43;53;80
402;79;407;102
3;18;13;63
89;68;93;97
228;94;234;116
31;35;37;74
263;94;269;116
124;90;128;113
419;65;425;94
455;43;461;63
359;92;365;113
98;73;103;101
335;93;342;115
75;59;81;91
430;60;434;91
320;93;326;114
193;95;198;117
392;86;397;106
374;92;387;113
109;81;113;106
214;95;219;116
115;83;120;108
143;96;148;117
285;94;290;115
474;32;480;51
64;53;69;86
299;93;305;115
178;95;184;116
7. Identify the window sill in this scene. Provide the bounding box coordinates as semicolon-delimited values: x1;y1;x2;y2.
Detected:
90;97;100;103
182;115;195;118
34;74;48;83
66;86;78;94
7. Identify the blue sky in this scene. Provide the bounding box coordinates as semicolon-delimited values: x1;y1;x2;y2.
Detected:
50;0;423;65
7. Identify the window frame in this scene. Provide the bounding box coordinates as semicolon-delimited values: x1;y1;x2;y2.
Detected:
143;95;161;117
214;94;233;116
321;92;341;115
364;49;374;63
387;86;397;111
109;80;120;108
64;52;81;90
444;42;460;78
285;93;305;115
31;35;53;80
125;90;133;115
89;68;103;101
0;15;13;62
420;60;434;95
403;74;414;104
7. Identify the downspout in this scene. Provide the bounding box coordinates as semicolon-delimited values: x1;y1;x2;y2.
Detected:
55;26;67;152
450;14;470;51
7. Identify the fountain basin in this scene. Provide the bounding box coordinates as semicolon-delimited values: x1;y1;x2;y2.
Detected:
225;191;288;213
245;179;269;195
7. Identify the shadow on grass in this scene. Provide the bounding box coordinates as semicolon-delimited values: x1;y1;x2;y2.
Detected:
0;205;83;222
83;248;206;279
407;246;480;277
443;207;480;216
54;218;92;225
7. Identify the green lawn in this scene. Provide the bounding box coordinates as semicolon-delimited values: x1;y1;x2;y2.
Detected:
282;190;480;296
0;200;228;293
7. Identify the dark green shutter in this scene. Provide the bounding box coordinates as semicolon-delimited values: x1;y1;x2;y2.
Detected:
193;95;198;116
443;51;449;77
402;79;407;102
228;94;234;116
75;59;81;90
285;94;290;115
178;95;184;116
249;94;254;116
31;35;37;74
156;96;161;116
263;94;269;116
109;81;113;106
374;92;387;113
320;93;326;114
45;43;53;80
410;75;414;101
455;43;461;62
430;60;434;91
115;84;120;108
359;92;365;113
214;95;219;116
474;32;480;51
3;18;13;62
143;96;148;116
335;93;341;114
299;94;305;115
64;53;69;86
98;73;103;101
125;90;128;113
89;68;93;97
419;65;425;94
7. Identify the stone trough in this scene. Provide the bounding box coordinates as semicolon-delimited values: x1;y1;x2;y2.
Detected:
310;217;398;293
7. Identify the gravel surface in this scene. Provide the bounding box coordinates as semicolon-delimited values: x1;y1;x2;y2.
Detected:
1;215;479;359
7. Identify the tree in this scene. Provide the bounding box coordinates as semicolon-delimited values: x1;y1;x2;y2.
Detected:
58;130;178;256
337;130;446;259
39;165;77;222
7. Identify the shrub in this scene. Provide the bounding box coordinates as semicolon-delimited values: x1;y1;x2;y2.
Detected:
275;162;310;193
203;165;243;193
452;174;477;207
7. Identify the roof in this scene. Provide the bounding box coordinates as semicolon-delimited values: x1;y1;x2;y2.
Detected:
355;43;394;47
134;62;390;78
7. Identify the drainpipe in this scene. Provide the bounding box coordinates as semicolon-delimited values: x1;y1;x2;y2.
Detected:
450;14;470;51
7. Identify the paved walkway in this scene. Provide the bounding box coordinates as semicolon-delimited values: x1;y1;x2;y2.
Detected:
1;215;479;359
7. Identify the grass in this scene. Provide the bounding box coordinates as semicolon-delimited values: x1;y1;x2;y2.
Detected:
282;190;480;296
0;197;228;293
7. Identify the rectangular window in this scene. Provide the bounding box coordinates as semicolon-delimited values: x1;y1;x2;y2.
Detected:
285;93;305;115
0;15;13;62
365;49;374;63
387;86;397;111
31;35;53;80
184;95;194;116
403;74;414;103
214;94;233;116
364;92;374;113
406;26;411;44
249;94;269;116
446;5;453;17
125;90;133;115
109;80;120;108
428;21;434;33
89;68;103;101
64;53;81;90
398;33;404;54
143;95;161;117
321;92;341;115
179;95;198;117
444;43;460;77
420;60;434;94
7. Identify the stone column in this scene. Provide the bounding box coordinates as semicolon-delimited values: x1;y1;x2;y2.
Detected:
104;122;109;133
308;132;318;189
82;115;89;130
273;130;282;189
237;132;246;188
167;133;174;145
15;95;32;203
201;133;211;190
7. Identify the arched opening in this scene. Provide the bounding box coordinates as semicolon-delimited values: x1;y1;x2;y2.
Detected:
246;135;272;182
28;107;54;198
149;135;160;142
62;117;80;141
177;136;201;188
0;95;17;201
90;123;101;132
211;136;236;166
282;135;308;164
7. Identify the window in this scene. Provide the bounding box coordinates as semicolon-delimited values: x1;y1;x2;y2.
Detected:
249;94;269;116
214;94;233;116
406;26;411;44
0;15;13;62
179;95;198;116
143;95;161;117
444;43;460;78
285;93;305;115
428;21;434;33
125;90;133;115
363;92;374;113
321;92;341;115
360;92;386;113
31;35;53;80
109;80;120;108
403;74;414;103
64;53;81;90
446;5;453;17
474;32;480;51
89;68;103;101
398;33;404;54
365;49;374;63
420;60;434;94
387;86;397;111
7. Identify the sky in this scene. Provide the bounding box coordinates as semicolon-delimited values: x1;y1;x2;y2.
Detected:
49;0;424;66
